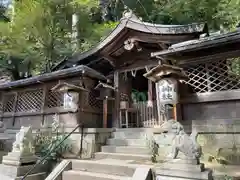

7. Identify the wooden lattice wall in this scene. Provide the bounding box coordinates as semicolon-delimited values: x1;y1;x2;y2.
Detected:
0;81;102;114
183;59;240;93
88;89;103;110
16;89;43;112
47;91;64;108
0;77;104;129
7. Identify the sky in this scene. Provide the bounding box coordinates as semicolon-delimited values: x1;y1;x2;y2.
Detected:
0;0;12;7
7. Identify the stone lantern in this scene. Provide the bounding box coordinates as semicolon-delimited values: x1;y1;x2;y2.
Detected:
144;64;188;122
51;81;88;112
95;81;115;128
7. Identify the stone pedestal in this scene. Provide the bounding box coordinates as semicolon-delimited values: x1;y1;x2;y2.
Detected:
0;152;46;180
155;158;213;180
2;152;38;166
0;126;46;180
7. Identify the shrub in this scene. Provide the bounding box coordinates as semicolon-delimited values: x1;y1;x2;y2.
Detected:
33;114;72;164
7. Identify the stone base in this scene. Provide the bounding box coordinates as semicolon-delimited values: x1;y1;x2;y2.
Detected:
166;158;200;165
157;162;205;172
0;172;46;180
155;160;213;180
0;163;46;180
2;152;38;166
0;163;45;177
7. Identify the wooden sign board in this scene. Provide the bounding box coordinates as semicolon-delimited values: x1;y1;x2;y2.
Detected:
157;78;178;105
63;92;79;110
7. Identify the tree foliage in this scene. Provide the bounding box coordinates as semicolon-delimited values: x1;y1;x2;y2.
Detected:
0;0;116;79
104;0;240;31
0;0;240;79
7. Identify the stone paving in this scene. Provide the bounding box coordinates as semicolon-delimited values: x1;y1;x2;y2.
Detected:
123;158;240;180
204;162;240;179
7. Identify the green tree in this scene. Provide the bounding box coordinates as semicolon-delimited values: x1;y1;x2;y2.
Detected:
0;0;116;79
103;0;240;30
0;0;72;78
151;0;240;30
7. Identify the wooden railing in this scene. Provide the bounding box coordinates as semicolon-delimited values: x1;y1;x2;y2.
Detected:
133;101;166;127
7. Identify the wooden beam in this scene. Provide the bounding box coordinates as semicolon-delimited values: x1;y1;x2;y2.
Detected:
100;29;129;55
103;54;116;67
158;43;168;49
118;60;159;72
180;89;240;104
86;58;102;66
178;49;240;67
128;33;198;44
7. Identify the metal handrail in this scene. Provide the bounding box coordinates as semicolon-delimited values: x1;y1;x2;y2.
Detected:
21;124;83;180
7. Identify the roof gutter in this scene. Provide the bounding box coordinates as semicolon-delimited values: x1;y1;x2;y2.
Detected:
0;65;107;90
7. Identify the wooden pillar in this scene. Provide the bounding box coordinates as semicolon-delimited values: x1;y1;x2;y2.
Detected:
12;92;18;126
78;91;85;125
103;99;108;128
147;79;153;105
155;82;162;124
175;104;182;121
113;71;120;128
41;85;48;126
173;104;177;120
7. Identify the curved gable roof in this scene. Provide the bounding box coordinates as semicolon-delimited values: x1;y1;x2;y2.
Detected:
52;14;208;71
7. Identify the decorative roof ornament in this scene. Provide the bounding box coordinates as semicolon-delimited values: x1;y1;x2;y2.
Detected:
124;38;143;51
121;6;142;21
124;38;135;50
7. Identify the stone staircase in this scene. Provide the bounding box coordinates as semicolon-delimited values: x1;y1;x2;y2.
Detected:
62;159;153;180
49;128;218;180
61;128;153;180
95;128;152;162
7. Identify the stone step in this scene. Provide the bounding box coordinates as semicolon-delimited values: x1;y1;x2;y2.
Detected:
107;138;148;146
62;170;131;180
114;128;165;134
94;152;150;161
155;163;205;172
101;146;151;155
71;160;136;177
155;168;212;180
112;131;149;139
156;175;200;180
115;128;152;132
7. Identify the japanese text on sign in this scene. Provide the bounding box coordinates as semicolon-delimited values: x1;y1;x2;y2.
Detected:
158;79;177;104
64;93;73;109
63;92;78;110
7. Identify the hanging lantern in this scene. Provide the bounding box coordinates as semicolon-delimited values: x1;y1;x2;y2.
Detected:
94;81;115;100
95;81;115;128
